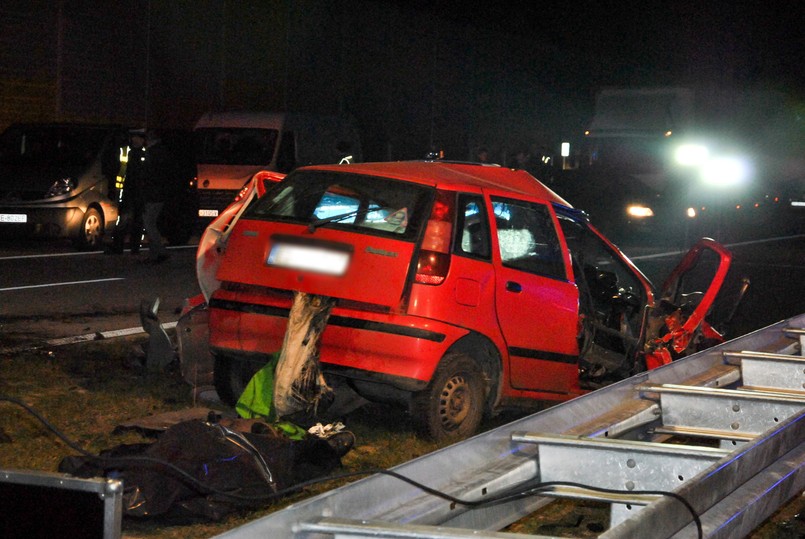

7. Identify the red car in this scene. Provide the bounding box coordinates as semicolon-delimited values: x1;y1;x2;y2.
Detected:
183;161;735;441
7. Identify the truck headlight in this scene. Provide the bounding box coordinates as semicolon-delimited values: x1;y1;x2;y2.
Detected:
700;157;749;187
626;204;654;218
45;177;77;198
675;144;709;166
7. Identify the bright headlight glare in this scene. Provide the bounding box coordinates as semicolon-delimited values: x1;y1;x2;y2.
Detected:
626;205;654;218
686;207;697;219
700;157;749;187
45;177;76;198
675;144;709;166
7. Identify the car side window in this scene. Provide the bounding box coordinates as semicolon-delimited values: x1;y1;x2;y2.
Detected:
491;196;564;279
454;194;491;260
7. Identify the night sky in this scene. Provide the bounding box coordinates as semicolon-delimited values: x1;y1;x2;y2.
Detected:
359;0;803;158
430;0;803;92
0;1;801;161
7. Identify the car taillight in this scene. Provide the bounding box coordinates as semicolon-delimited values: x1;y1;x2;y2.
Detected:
416;250;451;284
415;191;454;285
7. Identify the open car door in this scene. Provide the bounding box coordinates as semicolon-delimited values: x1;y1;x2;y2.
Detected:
644;238;733;369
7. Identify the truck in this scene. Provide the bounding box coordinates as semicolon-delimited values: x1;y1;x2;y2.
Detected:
192;111;362;222
563;86;802;243
583;87;694;187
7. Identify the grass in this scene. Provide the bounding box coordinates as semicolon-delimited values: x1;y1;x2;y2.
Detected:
0;336;449;538
1;336;802;538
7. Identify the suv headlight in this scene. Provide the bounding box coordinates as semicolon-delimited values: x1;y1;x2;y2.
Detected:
45;177;76;198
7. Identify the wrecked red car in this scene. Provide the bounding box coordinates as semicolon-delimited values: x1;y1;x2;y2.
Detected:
179;161;738;441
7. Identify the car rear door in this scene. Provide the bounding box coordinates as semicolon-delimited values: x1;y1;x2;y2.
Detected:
487;192;580;394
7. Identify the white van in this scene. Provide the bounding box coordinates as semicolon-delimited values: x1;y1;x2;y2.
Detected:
192;111;362;218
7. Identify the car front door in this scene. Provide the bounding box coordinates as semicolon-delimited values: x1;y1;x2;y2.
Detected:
645;238;733;365
488;193;580;394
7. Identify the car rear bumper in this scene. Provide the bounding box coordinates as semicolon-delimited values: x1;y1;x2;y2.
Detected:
208;294;470;390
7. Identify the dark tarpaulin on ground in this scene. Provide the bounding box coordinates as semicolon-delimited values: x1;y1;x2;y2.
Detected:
59;418;347;523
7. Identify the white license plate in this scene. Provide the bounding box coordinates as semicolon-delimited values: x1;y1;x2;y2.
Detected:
0;213;27;223
199;209;219;217
267;243;350;276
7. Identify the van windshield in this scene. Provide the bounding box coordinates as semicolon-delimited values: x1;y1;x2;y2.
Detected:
246;170;433;240
0;125;109;166
195;128;278;166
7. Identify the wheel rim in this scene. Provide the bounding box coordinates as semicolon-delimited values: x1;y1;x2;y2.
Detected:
84;213;101;245
438;373;472;430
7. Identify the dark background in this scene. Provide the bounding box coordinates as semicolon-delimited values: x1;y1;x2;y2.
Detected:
1;0;802;163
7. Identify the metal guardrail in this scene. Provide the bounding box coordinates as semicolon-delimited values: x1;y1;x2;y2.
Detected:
217;313;805;538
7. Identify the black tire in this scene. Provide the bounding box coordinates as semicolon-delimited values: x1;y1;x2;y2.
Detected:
411;352;485;442
213;353;264;407
73;207;104;250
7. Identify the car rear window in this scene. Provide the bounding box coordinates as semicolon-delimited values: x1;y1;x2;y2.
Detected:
246;170;433;241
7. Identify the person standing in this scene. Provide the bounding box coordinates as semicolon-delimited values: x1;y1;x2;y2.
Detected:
141;129;172;263
107;129;146;254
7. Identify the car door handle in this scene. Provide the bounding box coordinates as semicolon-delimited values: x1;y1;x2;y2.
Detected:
506;281;522;293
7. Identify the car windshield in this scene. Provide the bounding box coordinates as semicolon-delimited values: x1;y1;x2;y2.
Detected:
195;127;278;165
0;125;109;166
245;170;433;240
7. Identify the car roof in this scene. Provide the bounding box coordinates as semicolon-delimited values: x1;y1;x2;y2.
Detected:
301;161;573;207
6;122;122;130
194;111;287;129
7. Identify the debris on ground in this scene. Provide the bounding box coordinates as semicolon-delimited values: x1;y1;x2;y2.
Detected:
60;415;354;522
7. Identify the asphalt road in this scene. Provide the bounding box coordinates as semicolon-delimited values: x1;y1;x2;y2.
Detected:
0;233;803;353
0;238;201;351
624;234;805;338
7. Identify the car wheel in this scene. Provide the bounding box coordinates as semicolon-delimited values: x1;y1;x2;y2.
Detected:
411;352;485;442
213;353;263;407
73;207;103;250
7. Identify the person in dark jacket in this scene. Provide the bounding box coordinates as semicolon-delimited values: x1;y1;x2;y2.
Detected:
107;129;147;254
141;129;172;263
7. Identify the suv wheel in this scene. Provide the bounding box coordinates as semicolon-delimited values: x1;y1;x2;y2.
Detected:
411;352;485;442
